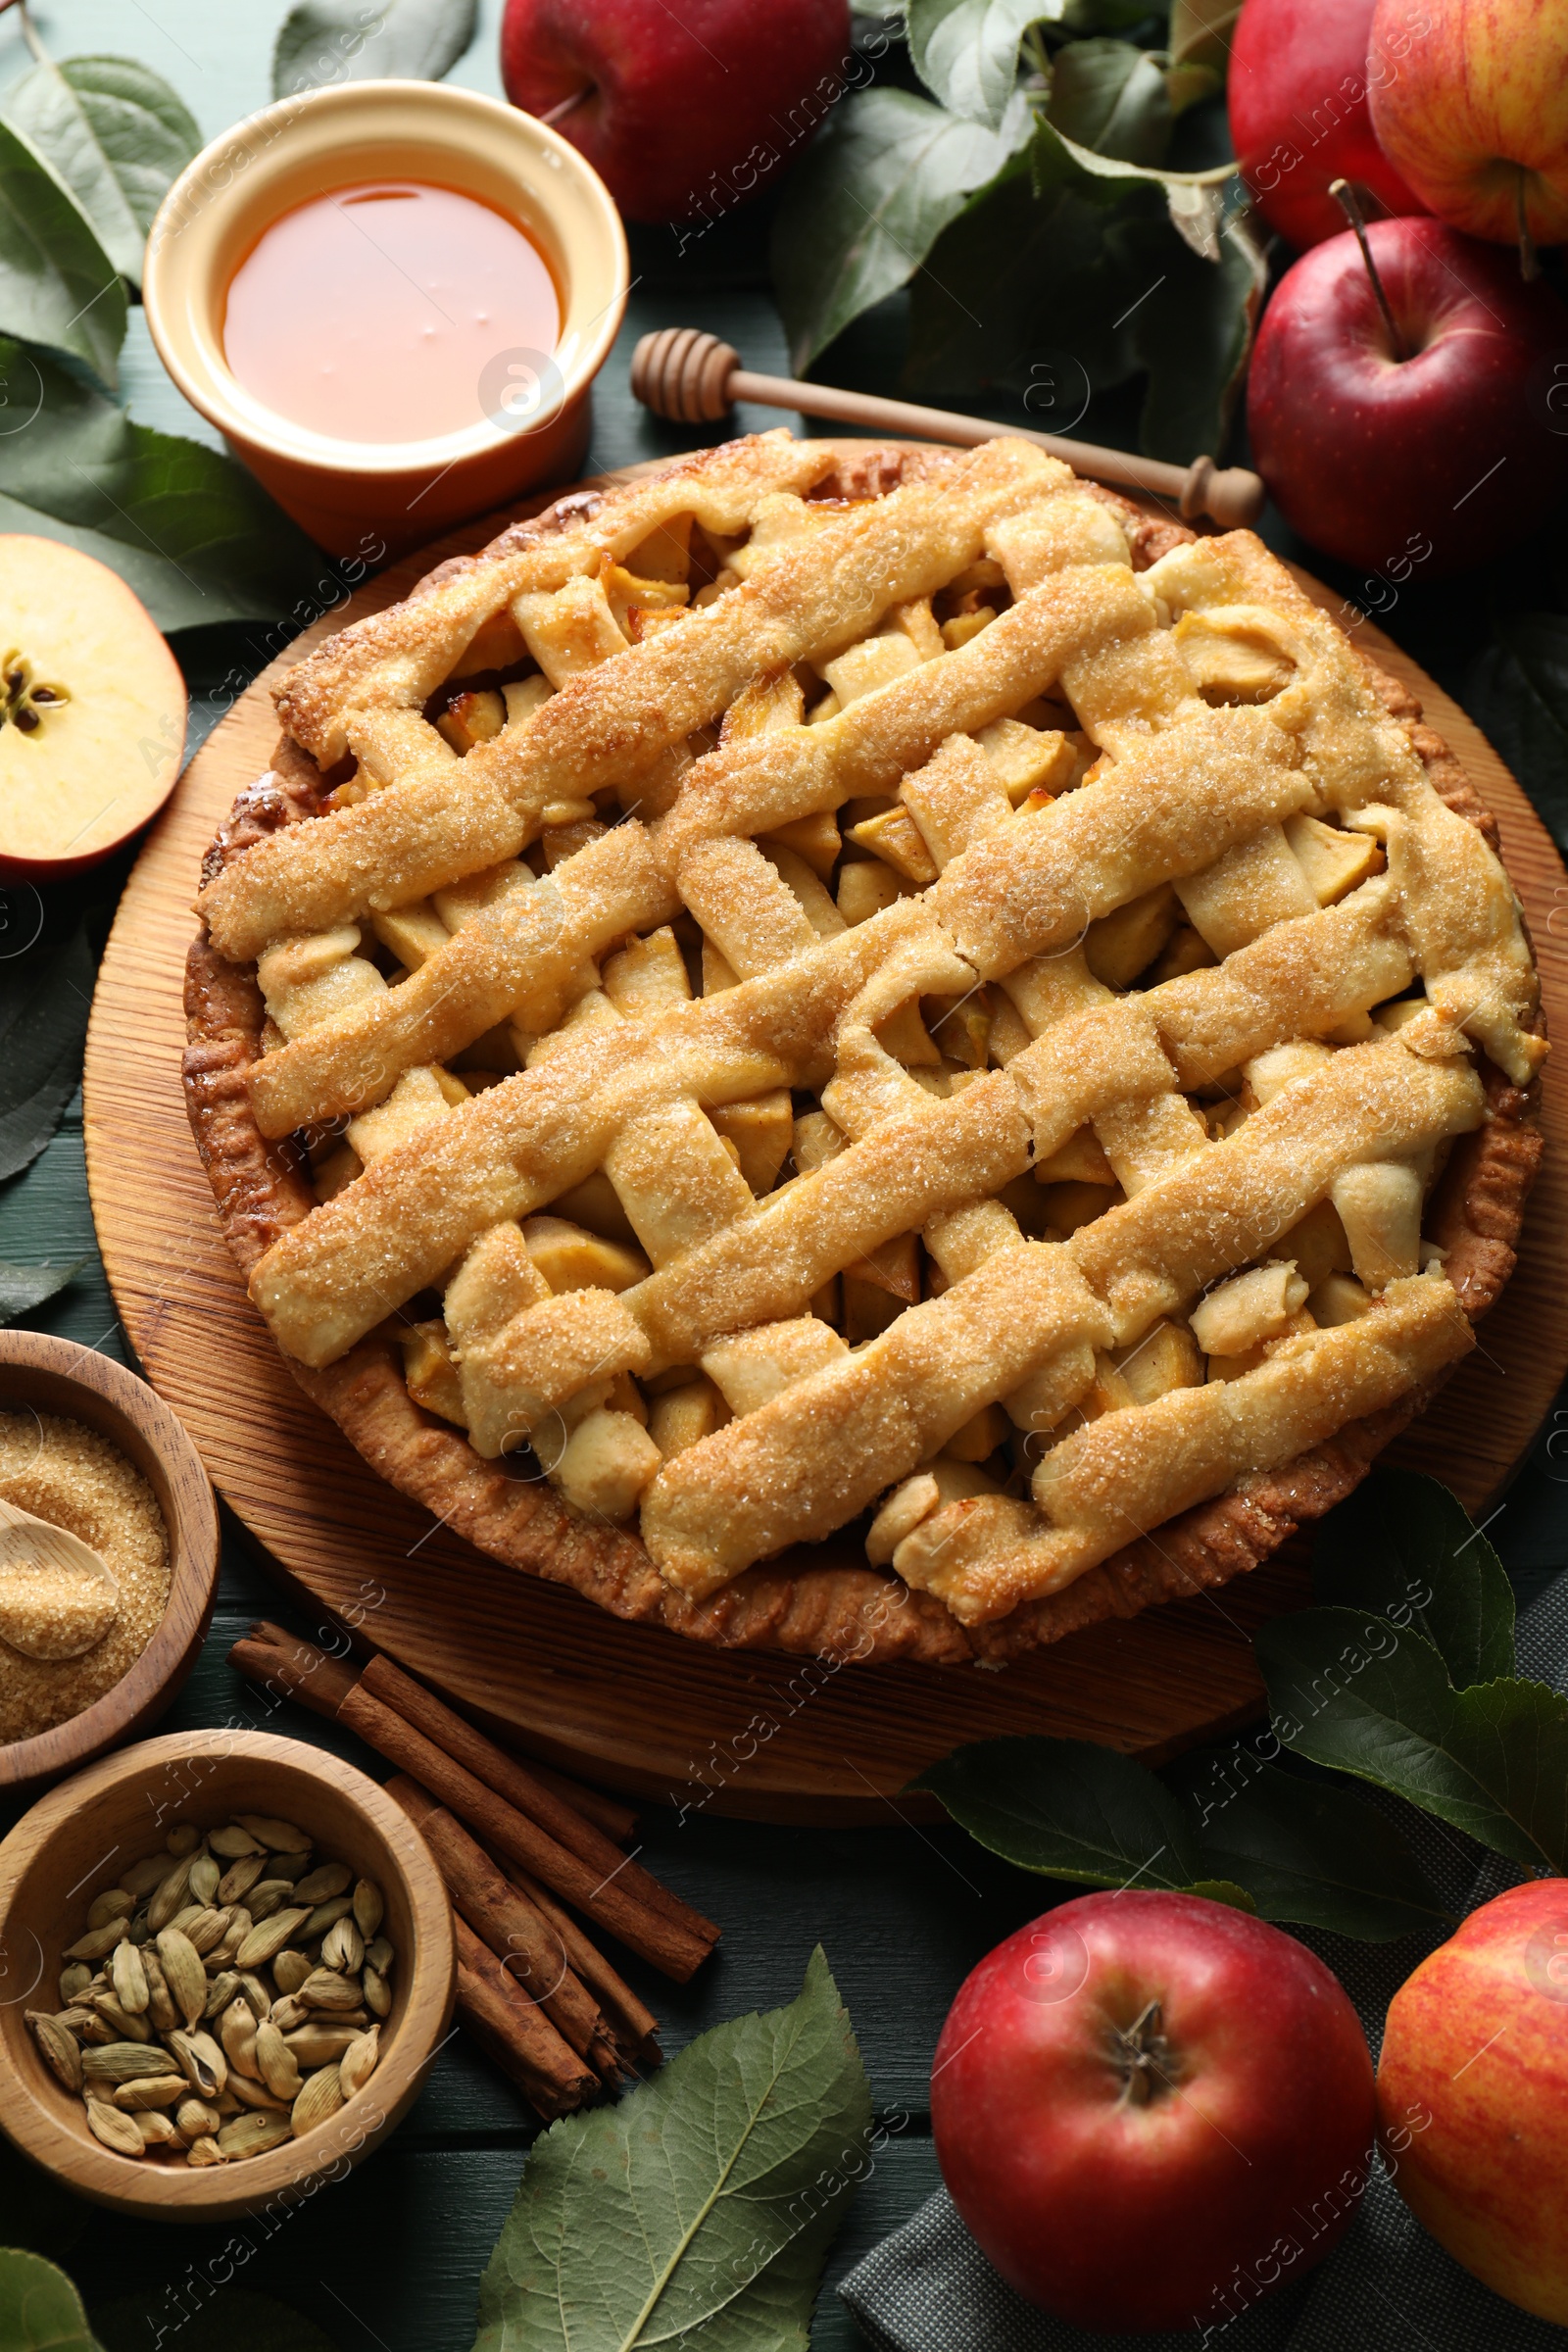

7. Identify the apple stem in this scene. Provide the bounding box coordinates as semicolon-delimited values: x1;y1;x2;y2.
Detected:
539;86;593;130
1517;170;1541;282
3;0;50;66
1329;177;1409;363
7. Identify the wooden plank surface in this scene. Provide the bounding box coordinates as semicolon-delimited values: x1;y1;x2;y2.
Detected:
81;457;1568;1823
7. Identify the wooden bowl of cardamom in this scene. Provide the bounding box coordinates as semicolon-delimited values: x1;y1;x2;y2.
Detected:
0;1728;455;2218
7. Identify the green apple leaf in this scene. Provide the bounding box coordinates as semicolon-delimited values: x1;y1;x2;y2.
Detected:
472;1948;872;2352
0;57;201;286
1168;0;1244;74
1465;614;1568;858
906;0;1056;129
1256;1608;1568;1872
904;117;1255;460
0;1258;84;1325
904;142;1153;400
0;2248;100;2352
1047;38;1171;166
1185;1762;1455;1940
915;1735;1255;1907
1129;203;1265;460
0;920;94;1183
1312;1467;1515;1689
0;117;124;390
0;334;323;630
273;0;479;100
772;87;1024;372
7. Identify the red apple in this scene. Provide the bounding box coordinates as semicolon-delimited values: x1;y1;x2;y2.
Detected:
930;1892;1375;2335
1378;1881;1568;2322
1368;0;1568;257
1247;216;1568;573
500;0;852;225
1229;0;1428;250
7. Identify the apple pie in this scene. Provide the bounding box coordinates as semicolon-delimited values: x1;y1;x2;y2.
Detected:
184;433;1544;1664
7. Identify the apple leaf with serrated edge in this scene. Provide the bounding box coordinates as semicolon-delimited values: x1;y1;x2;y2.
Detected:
771;87;1024;372
1313;1467;1515;1690
0;57;200;285
914;1736;1254;1908
906;0;1059;129
0;334;322;630
1047;38;1172;166
471;1948;872;2352
0;1259;84;1325
0;2249;100;2352
1182;1762;1455;1940
0;117;123;390
272;0;478;100
1256;1608;1568;1872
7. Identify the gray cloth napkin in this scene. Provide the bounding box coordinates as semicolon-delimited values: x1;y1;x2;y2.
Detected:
841;1573;1568;2352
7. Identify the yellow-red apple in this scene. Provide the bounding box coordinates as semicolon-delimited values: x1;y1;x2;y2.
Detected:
0;537;185;881
1230;0;1428;250
1377;1880;1568;2322
1368;0;1568;257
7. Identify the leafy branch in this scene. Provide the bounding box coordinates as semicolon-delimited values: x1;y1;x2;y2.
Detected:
772;3;1259;460
919;1471;1557;1939
0;4;328;621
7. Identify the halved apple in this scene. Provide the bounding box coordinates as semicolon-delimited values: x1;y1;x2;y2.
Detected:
0;536;186;880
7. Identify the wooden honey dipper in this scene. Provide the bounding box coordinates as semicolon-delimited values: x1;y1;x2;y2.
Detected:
631;327;1264;529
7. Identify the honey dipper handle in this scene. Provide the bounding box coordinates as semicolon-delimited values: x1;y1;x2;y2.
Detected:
629;327;1264;529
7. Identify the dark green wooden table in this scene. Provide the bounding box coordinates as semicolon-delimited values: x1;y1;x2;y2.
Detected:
3;5;1566;2345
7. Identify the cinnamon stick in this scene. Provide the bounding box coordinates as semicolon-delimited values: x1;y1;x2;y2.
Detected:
386;1777;621;2080
453;1917;597;2120
230;1630;359;1720
360;1653;712;1943
335;1678;712;1980
522;1759;638;1847
246;1621;635;1842
495;1856;661;2064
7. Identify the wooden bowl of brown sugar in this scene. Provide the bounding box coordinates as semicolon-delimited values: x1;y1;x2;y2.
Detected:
0;1330;220;1796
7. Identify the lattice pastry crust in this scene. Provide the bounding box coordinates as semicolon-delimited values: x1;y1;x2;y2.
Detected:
184;435;1544;1665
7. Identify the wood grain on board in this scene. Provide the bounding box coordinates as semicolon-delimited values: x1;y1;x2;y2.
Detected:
82;455;1568;1823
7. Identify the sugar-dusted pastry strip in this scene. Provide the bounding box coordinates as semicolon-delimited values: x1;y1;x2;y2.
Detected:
275;432;839;763
249;822;677;1137
1066;1038;1486;1343
201;439;1059;960
653;563;1158;871
1148;875;1414;1089
640;1243;1113;1596
934;706;1311;980
1146;532;1544;1083
250;901;939;1363
894;1274;1471;1622
624;1074;1031;1371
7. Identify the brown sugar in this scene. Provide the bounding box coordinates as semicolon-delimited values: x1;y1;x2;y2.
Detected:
0;1410;170;1741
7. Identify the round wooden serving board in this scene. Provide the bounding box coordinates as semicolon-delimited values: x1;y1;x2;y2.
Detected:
84;452;1568;1823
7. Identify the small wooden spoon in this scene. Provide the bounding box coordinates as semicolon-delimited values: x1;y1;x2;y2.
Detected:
0;1497;121;1661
